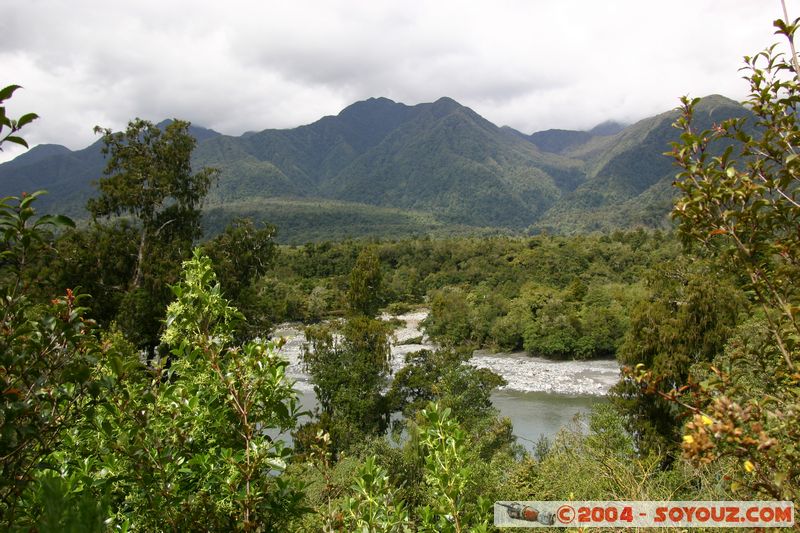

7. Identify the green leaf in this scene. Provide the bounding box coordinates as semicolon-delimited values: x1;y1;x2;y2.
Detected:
0;84;22;101
36;213;75;229
19;190;47;209
4;135;29;148
110;356;124;377
16;113;38;128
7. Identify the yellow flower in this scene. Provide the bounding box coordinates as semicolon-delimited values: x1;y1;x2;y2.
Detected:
701;415;713;426
744;460;755;473
683;435;694;444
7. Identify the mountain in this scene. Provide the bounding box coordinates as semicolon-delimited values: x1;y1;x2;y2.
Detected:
525;120;626;155
2;143;72;168
0;123;221;218
528;129;594;155
588;120;626;136
0;95;751;241
533;95;751;233
316;97;580;227
0;138;107;218
194;97;419;200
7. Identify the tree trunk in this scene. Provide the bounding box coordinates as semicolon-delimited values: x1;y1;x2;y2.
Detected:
132;228;146;289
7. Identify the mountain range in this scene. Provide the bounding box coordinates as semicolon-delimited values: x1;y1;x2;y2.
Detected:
0;95;750;242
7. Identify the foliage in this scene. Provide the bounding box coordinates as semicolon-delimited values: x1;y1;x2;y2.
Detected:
0;84;104;530
86;118;218;350
388;348;506;433
423;287;472;347
26;472;108;533
0;193;97;528
665;14;800;503
415;402;491;533
202;217;278;303
203;197;480;245
343;456;410;532
202;217;278;338
296;398;513;532
0;85;38;150
57;250;307;531
347;247;383;317
262;232;677;362
88;119;217;255
424;278;631;360
48;221;138;325
506;405;731;504
300;316;393;453
612;259;744;456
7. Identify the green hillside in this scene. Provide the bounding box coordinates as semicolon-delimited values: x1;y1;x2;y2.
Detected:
202;197;509;244
0;95;752;239
534;95;751;232
319;97;583;227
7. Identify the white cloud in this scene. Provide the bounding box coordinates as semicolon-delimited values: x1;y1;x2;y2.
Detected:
0;0;785;162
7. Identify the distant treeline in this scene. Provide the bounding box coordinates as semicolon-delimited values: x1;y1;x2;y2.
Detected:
257;229;679;360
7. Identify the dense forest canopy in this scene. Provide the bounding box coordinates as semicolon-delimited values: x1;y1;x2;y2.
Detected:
1;11;799;532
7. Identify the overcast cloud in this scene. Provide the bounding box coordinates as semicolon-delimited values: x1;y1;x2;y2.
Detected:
0;0;783;162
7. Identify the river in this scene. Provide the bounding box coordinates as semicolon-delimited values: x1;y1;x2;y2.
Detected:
272;310;620;449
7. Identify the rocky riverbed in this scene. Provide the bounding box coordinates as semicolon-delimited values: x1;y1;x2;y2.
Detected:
272;309;620;396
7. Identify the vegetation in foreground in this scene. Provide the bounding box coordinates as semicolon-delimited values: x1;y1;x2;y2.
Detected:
1;12;799;532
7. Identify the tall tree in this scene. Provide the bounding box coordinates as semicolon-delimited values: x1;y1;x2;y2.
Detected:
612;259;743;457
300;316;393;452
0;86;103;529
87;119;217;348
347;247;383;317
201;218;278;338
88;119;217;289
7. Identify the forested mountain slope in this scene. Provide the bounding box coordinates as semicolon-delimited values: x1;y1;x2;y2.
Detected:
0;95;750;239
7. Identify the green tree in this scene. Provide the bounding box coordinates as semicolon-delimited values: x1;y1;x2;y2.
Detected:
61;251;306;531
424;286;472;346
388;348;506;432
202;218;277;303
300;316;393;452
522;296;580;359
89;119;217;289
0;193;95;528
347;247;383;317
48;220;139;326
0;87;101;529
416;403;490;533
343;456;410;532
506;405;727;504
202;218;278;338
88;119;217;349
613;260;743;456
299;248;392;452
663;9;800;502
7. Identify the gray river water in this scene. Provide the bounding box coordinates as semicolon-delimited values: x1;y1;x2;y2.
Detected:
272;310;619;449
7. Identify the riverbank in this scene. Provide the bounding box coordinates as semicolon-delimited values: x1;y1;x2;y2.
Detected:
273;309;619;448
273;309;620;396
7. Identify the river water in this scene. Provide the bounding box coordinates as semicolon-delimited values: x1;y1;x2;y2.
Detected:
272;310;620;449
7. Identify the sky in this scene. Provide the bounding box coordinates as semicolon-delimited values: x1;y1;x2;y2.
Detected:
0;1;784;162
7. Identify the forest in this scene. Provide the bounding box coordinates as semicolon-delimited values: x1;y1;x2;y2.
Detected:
1;14;799;533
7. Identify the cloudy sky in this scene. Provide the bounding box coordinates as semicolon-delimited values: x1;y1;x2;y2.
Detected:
0;1;783;162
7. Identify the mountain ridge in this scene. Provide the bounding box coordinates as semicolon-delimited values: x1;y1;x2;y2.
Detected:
0;95;750;240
